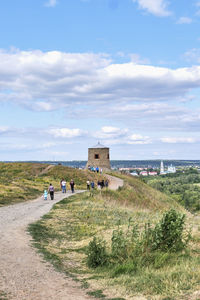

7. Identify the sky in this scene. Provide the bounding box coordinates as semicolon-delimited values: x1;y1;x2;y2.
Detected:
1;0;200;161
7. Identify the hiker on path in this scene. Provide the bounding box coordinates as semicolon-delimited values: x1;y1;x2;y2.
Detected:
61;179;66;193
48;183;54;200
70;179;75;193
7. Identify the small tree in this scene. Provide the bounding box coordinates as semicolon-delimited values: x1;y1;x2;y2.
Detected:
151;209;190;252
86;237;108;268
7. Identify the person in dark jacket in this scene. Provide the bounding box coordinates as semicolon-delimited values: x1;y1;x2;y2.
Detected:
48;183;54;200
70;179;75;193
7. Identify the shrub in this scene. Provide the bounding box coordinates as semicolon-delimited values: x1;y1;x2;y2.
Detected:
151;209;190;252
86;237;108;268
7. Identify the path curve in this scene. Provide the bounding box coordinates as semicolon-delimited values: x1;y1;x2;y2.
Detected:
105;174;124;190
0;191;92;300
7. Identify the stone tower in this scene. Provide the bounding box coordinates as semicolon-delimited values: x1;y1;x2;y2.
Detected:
86;142;111;171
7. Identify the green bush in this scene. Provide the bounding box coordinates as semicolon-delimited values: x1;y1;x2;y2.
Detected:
86;237;108;268
151;209;190;252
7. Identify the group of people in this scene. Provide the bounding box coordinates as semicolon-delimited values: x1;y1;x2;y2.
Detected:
43;179;75;201
60;179;75;193
86;179;108;190
43;176;109;200
87;166;102;173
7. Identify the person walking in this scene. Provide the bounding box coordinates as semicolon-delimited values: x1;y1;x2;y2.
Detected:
70;179;75;193
43;189;48;200
48;183;54;200
61;179;66;193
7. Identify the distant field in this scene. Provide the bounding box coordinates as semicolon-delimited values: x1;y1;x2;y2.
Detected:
29;173;200;300
0;162;104;206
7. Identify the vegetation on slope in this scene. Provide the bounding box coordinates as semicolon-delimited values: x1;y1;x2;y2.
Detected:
29;173;200;300
143;168;200;212
0;162;104;206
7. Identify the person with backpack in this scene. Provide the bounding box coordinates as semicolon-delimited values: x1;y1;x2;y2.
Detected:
48;183;54;200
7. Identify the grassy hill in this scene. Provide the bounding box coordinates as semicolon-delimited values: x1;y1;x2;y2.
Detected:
29;172;200;300
0;162;104;206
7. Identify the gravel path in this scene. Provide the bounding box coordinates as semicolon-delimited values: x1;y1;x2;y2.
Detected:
105;174;124;190
0;190;92;300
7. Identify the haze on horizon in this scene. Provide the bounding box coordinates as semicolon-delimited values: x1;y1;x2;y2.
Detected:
0;0;200;161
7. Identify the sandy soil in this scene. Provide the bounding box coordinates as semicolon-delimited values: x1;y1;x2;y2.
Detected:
0;191;92;300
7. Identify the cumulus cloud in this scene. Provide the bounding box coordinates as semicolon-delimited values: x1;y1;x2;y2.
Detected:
1;49;200;114
177;17;192;24
94;126;152;145
127;134;152;144
132;0;171;17
95;126;128;139
47;128;87;138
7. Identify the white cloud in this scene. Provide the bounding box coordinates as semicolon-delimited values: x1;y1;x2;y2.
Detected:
177;17;192;24
161;137;197;143
132;0;171;17
95;126;128;139
128;134;152;144
48;128;86;138
1;49;200;114
45;0;58;7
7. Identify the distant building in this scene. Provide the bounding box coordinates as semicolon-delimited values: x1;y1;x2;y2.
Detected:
140;171;148;176
148;171;157;176
160;160;166;175
167;164;176;174
86;142;111;171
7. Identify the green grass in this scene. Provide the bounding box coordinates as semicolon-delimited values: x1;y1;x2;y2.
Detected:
28;173;200;300
0;162;105;206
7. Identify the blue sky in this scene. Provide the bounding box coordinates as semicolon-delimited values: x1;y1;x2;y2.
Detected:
1;0;200;160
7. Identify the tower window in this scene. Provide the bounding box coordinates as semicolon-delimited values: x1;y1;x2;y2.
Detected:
107;154;109;159
94;154;99;159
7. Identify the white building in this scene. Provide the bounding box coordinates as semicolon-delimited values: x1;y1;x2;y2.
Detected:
167;164;176;173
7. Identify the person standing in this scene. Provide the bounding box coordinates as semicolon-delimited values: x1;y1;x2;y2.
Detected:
61;179;66;193
48;183;54;200
87;180;90;190
70;179;75;193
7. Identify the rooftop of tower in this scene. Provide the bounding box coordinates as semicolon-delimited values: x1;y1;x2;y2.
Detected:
90;142;109;149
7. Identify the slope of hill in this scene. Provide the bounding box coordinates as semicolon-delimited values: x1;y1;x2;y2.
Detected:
0;162;104;206
29;172;200;300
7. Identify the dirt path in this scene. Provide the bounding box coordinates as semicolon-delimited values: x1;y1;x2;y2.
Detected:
105;174;124;190
0;175;123;300
0;191;92;300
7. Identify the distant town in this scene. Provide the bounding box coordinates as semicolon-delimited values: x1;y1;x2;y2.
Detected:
9;160;200;176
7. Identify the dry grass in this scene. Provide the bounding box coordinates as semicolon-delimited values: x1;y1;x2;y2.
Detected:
0;162;105;206
29;174;200;300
